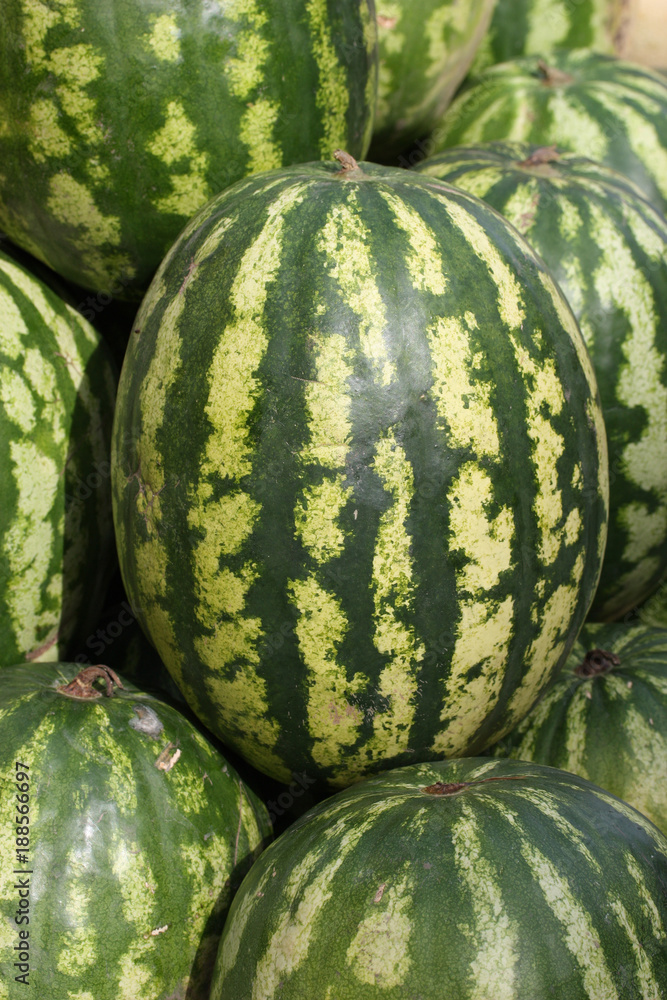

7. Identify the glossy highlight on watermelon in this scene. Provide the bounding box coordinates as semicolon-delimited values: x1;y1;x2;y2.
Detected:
493;623;667;835
416;142;667;620
0;248;116;666
432;50;667;216
210;757;667;1000
0;662;271;1000
0;0;378;298
111;155;608;789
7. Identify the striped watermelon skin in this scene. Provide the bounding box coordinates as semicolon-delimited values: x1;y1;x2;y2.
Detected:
370;0;495;162
0;249;117;666
640;579;667;628
0;663;271;1000
0;0;377;298
416;143;667;621
111;158;609;789
471;0;622;75
210;757;667;1000
493;624;667;835
431;50;667;216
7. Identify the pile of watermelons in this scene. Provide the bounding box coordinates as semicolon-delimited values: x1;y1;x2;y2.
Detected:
1;1;667;997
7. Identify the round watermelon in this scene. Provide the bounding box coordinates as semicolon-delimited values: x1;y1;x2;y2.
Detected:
210;757;667;999
493;623;667;834
0;249;117;666
431;50;667;216
415;142;667;621
0;662;271;998
370;0;495;162
0;0;377;298
111;154;608;789
471;0;623;75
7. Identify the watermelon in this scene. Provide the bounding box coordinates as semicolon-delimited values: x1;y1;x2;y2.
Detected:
493;623;667;834
370;0;495;162
210;757;667;999
471;0;623;75
639;577;667;628
111;154;609;789
415;143;667;621
431;50;667;216
0;249;117;667
0;662;271;999
0;0;377;299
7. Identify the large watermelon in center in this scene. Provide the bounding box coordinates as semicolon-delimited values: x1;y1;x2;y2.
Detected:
111;156;608;789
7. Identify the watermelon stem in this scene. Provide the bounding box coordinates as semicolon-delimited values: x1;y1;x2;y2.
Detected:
56;664;124;700
333;150;360;174
575;649;620;677
518;146;561;168
536;60;574;87
422;774;530;796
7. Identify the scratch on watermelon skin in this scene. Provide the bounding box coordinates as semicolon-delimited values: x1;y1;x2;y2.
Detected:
0;0;377;298
0;663;272;1000
0;251;116;667
417;142;667;620
210;758;667;1000
111;159;609;789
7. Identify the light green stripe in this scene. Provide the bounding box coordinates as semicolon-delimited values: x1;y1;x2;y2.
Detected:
378;188;447;295
625;853;667;943
513;829;619;999
525;0;573;50
430;192;526;329
562;684;592;778
250;801;396;999
363;431;424;762
592;90;667;203
434;462;514;755
224;0;281;172
320;192;393;385
452;803;519;1000
0;279;28;358
504;552;586;730
427;313;501;457
345;871;412;988
148;13;181;62
56;872;96;974
539;91;609;161
4;441;60;655
192;190;306;782
307;0;351;157
509;331;567;566
147;100;210;216
201;188;305;481
292;276;363;772
290;574;365;772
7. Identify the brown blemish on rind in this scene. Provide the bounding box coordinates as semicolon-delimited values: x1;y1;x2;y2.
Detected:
575;648;620;678
129;704;164;739
56;664;124;700
155;742;181;771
